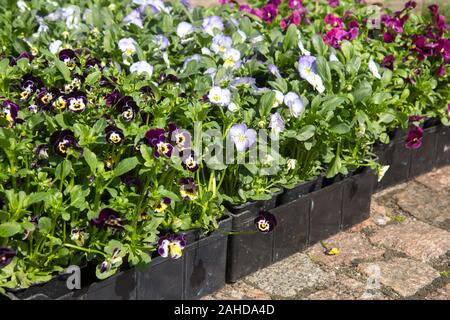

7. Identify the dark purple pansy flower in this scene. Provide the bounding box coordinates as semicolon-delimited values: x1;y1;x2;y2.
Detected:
52;95;68;111
10;51;33;66
181;150;199;172
324;14;343;28
139;86;155;103
158;234;187;259
36;144;50;160
289;11;301;26
328;0;340;7
120;175;142;192
404;1;417;9
50;129;80;157
105;125;124;145
254;210;277;233
323;27;348;48
154;197;171;213
381;55;395;70
85;57;101;69
36;89;55;110
437;64;446;77
59;49;77;70
262;3;278;23
67;91;87;113
20;74;43;100
145;128;166;147
1;100;19;126
405;126;424;149
91;208;127;232
384;32;395;43
116;96;138;121
105;89;122;107
179;177;198;200
0;247;15;268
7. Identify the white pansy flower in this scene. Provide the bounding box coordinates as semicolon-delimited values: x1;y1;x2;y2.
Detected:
287;159;297;170
17;0;29;11
118;38;137;56
272;90;284;108
211;34;232;54
202;16;224;36
130;61;153;77
284;92;305;118
228;102;239;112
201;47;212;56
208;86;231;107
298;40;311;56
368;59;381;79
310;74;325;93
284;92;300;107
49;40;62;54
330;53;339;62
223;48;241;68
176;22;194;38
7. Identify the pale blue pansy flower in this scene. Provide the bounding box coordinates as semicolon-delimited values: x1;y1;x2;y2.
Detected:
223;48;241;69
153;35;170;50
123;9;143;28
176;21;194;38
211;34;232;54
298;56;326;93
208;86;231;107
284;92;305;118
202;16;224;36
49;40;62;54
228;123;257;152
269;112;285;136
118;38;137;56
130;61;153;77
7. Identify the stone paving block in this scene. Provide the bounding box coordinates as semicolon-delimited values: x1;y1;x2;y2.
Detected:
306;275;387;300
307;232;385;267
425;283;450;300
202;281;272;300
369;219;450;263
394;181;450;228
245;253;334;298
358;258;440;297
415;166;450;192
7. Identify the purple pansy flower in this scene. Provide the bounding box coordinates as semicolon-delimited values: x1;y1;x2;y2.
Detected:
288;0;302;9
105;89;122;107
381;55;395;70
154;197;171;213
405;126;424;149
49;129;80;157
59;49;77;70
262;4;278;23
91;208;127;232
254;210;277;233
158;234;187;259
179;177;198;200
10;51;33;66
145;128;173;158
1;100;19;127
328;0;340;7
116;96;139;121
228;123;257;152
181;150;199;172
0;247;15;268
324;14;343;28
67;91;87;113
105;125;124;145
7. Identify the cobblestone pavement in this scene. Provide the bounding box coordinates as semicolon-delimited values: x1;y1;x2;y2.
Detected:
203;166;450;300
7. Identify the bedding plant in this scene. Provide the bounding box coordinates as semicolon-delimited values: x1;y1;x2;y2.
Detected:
0;0;448;294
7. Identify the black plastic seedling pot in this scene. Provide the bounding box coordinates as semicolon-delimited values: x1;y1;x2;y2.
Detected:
6;216;232;300
436;124;450;168
226;170;374;283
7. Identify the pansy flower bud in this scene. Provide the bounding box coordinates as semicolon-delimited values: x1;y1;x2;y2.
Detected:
36;144;50;160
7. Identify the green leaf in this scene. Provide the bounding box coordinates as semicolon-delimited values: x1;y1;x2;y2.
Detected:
297;125;315;141
85;70;101;86
38;217;52;234
259;91;275;117
54;60;71;82
55;160;72;181
84;149;98;174
331;123;351;134
352;81;372;103
0;222;22;238
379;112;395;124
283;24;298;52
27;192;51;206
112;157;140;177
311;34;326;56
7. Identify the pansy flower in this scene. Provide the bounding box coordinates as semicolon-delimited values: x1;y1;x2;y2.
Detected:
67;91;87;113
64;76;83;93
52;95;68;111
211;34;232;54
50;129;80;157
19;74;43;100
114;96;138;122
405;126;424;150
153;35;170;50
284;92;305;118
36;89;55;110
105;125;124;145
254;210;277;233
288;0;303;9
208;86;231;107
105;89;122;107
368;60;381;79
99;248;123;274
181;150;199;172
36;144;50;160
179;177;198;200
297;56;325;93
91;208;127;232
324;14;343;28
130;61;153;77
0;100;19;127
0;247;16;268
10;51;33;66
261;4;278;23
145;128;173;158
59;49;77;70
70;228;89;246
202;16;224;36
154;197;171;213
269;112;285;136
118;38;137;56
381;55;395;70
158;234;187;259
176;21;194;38
328;0;339;7
170;125;191;150
223;48;241;69
228;123;257;152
